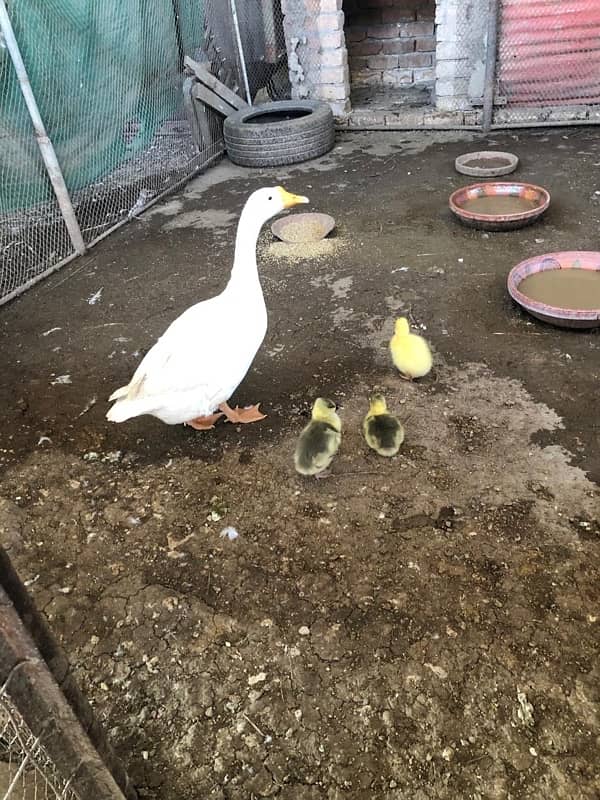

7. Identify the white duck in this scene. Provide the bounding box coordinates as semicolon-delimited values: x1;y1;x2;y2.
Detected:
106;186;308;429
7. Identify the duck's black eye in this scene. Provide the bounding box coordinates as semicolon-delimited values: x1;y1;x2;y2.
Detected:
268;195;273;200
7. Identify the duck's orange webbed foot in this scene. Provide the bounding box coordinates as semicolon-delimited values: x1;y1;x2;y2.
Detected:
185;412;224;430
219;401;266;424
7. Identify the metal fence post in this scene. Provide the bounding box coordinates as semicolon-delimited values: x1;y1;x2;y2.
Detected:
229;0;253;104
0;0;85;255
482;0;499;132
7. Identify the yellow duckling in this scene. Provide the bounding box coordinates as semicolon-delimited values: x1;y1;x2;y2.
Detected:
363;394;404;457
389;317;432;380
294;398;342;477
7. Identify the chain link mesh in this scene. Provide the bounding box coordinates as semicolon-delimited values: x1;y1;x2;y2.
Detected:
0;0;247;306
494;0;600;126
280;0;324;104
342;0;481;126
232;0;290;102
345;0;436;109
0;3;73;303
431;0;484;125
0;688;80;800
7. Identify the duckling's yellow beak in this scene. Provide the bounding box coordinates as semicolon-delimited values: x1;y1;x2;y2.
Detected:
369;394;388;415
278;187;309;208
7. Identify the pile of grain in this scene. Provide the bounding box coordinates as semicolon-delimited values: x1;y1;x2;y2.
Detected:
278;219;330;243
261;238;343;262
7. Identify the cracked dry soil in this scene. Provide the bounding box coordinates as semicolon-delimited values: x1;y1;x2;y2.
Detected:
1;129;600;799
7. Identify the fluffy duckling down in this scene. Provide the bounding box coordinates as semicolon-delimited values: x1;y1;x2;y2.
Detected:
294;398;342;477
389;317;432;380
363;394;404;457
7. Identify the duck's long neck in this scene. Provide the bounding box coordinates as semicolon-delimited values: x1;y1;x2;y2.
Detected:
226;206;263;292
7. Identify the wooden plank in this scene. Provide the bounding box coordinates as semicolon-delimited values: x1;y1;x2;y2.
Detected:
184;55;248;109
183;76;216;149
182;75;203;149
195;101;214;154
192;82;237;117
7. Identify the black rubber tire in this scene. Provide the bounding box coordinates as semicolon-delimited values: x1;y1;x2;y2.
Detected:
224;120;334;146
224;127;334;154
224;100;335;167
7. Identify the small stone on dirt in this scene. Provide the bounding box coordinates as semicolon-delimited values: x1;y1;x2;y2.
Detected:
248;672;267;686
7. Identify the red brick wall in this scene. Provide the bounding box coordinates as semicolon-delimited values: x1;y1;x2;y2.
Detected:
344;0;435;89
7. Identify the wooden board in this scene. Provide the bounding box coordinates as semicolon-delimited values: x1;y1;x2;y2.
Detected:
184;56;248;109
192;83;237;117
182;75;212;149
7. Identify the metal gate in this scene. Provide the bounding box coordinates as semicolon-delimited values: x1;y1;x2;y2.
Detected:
493;0;600;126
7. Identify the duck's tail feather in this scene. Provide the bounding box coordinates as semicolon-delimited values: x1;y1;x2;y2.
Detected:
106;400;137;423
108;385;130;402
106;393;156;423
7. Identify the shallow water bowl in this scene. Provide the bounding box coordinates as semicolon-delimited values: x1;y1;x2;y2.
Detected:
271;212;335;243
455;151;519;177
449;181;550;231
507;251;600;329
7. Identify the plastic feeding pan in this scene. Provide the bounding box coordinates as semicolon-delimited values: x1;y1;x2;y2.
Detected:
271;212;335;243
449;181;550;231
507;251;600;329
455;151;519;177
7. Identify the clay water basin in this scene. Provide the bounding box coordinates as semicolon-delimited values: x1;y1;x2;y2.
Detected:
507;251;600;329
449;182;550;231
271;212;335;243
455;150;519;177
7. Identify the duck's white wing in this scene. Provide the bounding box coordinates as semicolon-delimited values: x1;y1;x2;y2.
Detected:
108;294;256;421
131;298;227;397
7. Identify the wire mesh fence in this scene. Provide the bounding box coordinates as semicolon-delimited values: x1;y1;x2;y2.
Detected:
345;0;437;108
0;0;74;304
341;0;483;126
493;0;600;126
435;0;486;123
0;688;81;800
0;0;248;306
282;0;331;100
231;0;290;102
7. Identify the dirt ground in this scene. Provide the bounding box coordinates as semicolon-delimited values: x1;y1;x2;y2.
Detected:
1;129;599;800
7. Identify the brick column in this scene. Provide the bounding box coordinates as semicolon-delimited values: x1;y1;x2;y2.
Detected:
281;0;351;119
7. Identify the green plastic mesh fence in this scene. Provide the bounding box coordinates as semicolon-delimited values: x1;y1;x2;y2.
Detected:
1;0;199;210
0;1;294;305
0;0;238;304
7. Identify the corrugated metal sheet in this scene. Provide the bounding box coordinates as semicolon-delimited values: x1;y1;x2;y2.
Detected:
497;0;600;105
